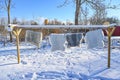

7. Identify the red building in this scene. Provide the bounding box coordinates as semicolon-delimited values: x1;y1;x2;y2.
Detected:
103;26;120;36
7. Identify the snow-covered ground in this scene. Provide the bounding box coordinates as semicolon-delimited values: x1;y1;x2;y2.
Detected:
0;40;120;80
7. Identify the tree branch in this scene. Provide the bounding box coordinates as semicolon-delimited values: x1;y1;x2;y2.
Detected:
57;0;69;8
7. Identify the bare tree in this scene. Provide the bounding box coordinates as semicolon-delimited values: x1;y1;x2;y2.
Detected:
89;0;107;24
6;0;12;42
59;0;102;24
74;0;80;25
89;0;120;25
5;0;11;24
106;17;119;24
59;0;119;25
0;0;14;42
0;0;13;24
74;0;108;25
12;17;18;24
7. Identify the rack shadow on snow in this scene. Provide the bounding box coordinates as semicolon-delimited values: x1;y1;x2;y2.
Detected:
0;62;17;66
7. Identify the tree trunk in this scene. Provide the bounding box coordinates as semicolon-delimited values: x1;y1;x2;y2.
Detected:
8;9;10;24
8;10;12;42
75;0;81;25
8;0;12;42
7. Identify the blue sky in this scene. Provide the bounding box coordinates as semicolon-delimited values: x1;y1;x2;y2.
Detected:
10;0;75;22
1;0;120;23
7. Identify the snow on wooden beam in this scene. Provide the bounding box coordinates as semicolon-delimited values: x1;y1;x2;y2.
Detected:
9;24;116;29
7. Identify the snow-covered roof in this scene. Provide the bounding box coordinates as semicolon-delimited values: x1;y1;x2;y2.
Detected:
10;24;116;29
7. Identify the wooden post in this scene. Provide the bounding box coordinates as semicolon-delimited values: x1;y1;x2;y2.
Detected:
106;27;115;68
107;30;111;68
13;28;22;64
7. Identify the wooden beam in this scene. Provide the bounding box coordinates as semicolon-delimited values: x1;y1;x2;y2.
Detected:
106;27;115;68
13;28;22;64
